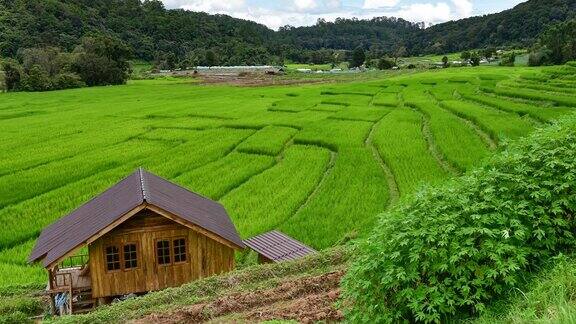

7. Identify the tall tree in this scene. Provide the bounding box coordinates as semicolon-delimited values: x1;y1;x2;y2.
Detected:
72;36;132;86
350;47;366;68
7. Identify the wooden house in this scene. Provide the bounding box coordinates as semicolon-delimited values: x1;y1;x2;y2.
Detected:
28;168;244;314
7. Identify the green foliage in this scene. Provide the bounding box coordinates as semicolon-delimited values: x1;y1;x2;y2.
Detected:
477;255;576;323
1;59;23;91
342;115;576;322
470;52;481;66
528;48;552;66
350;47;366;68
539;19;576;65
0;294;43;322
442;56;449;68
72;35;131;86
53;73;85;90
21;65;52;92
3;35;128;92
499;52;516;67
377;57;395;70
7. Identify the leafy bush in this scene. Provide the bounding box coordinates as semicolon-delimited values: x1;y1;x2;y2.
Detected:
499;52;516;66
342;115;576;323
377;58;394;70
53;73;85;90
1;59;23;91
20;65;52;92
528;49;551;67
0;311;30;324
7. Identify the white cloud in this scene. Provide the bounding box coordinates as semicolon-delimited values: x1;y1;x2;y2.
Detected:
363;0;400;10
394;2;452;23
160;0;487;30
178;0;246;12
451;0;473;18
294;0;317;11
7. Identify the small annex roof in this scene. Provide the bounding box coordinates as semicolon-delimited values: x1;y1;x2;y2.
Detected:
243;230;316;262
29;168;244;268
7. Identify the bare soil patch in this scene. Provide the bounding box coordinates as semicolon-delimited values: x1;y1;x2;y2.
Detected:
198;73;325;87
132;271;344;323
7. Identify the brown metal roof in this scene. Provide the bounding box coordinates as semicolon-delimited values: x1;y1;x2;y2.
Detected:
29;168;244;268
243;230;316;262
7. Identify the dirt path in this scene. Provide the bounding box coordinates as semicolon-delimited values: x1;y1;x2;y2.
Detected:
132;271;344;323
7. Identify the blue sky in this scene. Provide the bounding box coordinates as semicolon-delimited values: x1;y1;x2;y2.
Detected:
161;0;527;30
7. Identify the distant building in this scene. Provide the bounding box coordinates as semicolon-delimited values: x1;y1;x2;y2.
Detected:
194;65;283;75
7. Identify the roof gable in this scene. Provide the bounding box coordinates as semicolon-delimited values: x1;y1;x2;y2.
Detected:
29;168;244;268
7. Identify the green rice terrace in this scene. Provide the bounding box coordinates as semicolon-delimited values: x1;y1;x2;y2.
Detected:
1;64;576;313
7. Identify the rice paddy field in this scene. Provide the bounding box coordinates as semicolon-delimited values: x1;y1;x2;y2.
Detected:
1;64;575;291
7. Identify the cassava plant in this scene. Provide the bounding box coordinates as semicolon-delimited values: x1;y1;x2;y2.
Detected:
342;114;576;323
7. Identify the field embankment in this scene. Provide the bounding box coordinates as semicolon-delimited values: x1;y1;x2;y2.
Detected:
48;248;349;323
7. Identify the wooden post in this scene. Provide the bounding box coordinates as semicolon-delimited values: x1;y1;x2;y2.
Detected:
48;269;56;315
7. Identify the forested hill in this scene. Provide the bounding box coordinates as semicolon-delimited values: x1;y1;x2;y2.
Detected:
0;0;276;64
277;17;421;53
412;0;576;54
0;0;575;65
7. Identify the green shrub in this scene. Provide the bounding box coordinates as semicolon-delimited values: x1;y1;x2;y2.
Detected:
1;59;23;91
0;296;42;316
0;311;31;324
528;49;551;67
20;65;52;92
53;73;85;90
342;114;576;323
499;52;516;67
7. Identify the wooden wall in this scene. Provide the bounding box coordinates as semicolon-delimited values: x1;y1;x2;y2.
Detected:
89;209;235;298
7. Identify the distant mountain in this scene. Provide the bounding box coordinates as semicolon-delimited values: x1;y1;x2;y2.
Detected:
276;17;421;54
414;0;576;54
0;0;575;64
278;0;576;55
0;0;276;65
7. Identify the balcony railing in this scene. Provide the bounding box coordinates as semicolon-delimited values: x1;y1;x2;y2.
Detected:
58;254;89;269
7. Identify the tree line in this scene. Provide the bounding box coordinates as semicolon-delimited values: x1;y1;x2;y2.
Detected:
2;35;131;92
1;0;574;70
528;18;576;66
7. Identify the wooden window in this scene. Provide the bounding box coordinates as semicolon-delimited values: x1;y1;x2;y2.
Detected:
105;246;121;271
173;238;187;263
156;240;171;265
123;243;138;269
